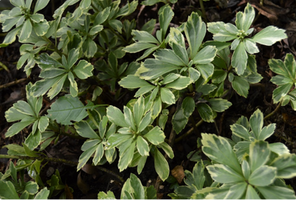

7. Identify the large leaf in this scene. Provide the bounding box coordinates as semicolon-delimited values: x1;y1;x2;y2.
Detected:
256;186;296;199
208;98;232;112
225;182;247;199
207;164;244;183
207;22;238;42
144;126;165;145
248;165;276;186
249;141;270;171
201;133;241;173
118;141;136;171
185;12;206;58
231;42;248;75
75;121;99;139
160;87;175;105
271;154;296;179
47;95;88;125
34;0;50;13
119;75;153;89
0;180;20;199
252;26;287;46
192;46;217;65
229;74;249;98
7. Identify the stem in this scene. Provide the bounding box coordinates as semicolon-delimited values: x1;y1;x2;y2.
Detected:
42;36;63;57
199;0;207;22
175;119;203;143
0;78;28;90
264;102;281;120
0;154;124;183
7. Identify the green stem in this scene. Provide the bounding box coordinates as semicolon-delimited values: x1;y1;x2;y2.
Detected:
0;154;124;183
175;119;203;143
264;102;281;120
199;0;207;22
42;36;63;57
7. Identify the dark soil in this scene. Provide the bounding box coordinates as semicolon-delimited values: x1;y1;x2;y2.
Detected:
1;0;296;198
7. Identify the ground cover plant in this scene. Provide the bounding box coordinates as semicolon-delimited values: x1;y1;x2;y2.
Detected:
1;0;296;198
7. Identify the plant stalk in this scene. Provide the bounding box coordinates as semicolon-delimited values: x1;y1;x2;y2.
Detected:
0;78;28;90
264;102;281;120
175;119;203;143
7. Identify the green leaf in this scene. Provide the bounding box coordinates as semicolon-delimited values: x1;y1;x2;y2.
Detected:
249;141;270;171
230;124;249;141
208;98;232;112
139;59;181;80
34;187;50;199
160;87;175;105
124;106;136;131
244;39;259;54
19;19;32;42
108;134;133;148
119;75;153;89
75;121;99;139
182;97;195;117
138;112;152;132
107;106;129;127
196;103;216;123
130;174;145;199
207;164;244;183
77;145;97;171
231;42;248;75
137;136;150;156
33;20;49;36
230;74;249;98
207;22;238;42
245;185;260;199
172;106;188;134
201;133;241;173
259;123;275;140
248;165;276;186
256;185;296;199
249;109;263;139
98;191;116;199
272;83;292;103
192;46;217;64
252;26;287;46
5;119;36;137
159;5;174;39
152;147;169;181
165;76;191;90
154;49;186;66
269;53;295;78
25;181;39;195
118;141;136;171
196;63;214;82
271;154;296;179
38;116;49;132
73;60;93;79
124;42;157;53
158;142;174;159
93;143;104;165
47;95;88;125
235;3;255;32
1;27;20;46
185;12;206;58
94;7;110;25
34;0;50;13
132;30;159;44
144;126;165;145
225;182;247;199
0;180;19;199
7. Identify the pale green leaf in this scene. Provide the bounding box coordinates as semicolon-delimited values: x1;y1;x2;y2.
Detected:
244;39;259;54
124;42;157;53
165;76;191;90
207;22;238;41
158;142;174;159
269;142;290;156
245;185;260;199
107;106;129;127
249;141;270;171
137;136;150;156
248;165;276;186
73;60;93;79
5;119;35;137
108;134;133;149
75;121;99;139
201;133;241;173
154;49;186;66
185;12;206;58
272;83;292;103
34;188;50;199
124;106;136;131
252;26;287;46
132;30;159;44
119;75;152;89
144;126;165;145
138;112;152;132
207;164;244;183
271;154;296;179
77;145;97;171
38;116;49;132
249;109;263;139
19;19;32;41
159;5;174;39
259;123;275;140
196;63;214;82
93;143;104;165
34;0;50;13
118;141;135;171
230;124;249;141
192;46;217;64
256;185;296;199
231;42;248;75
160;87;175;105
230;75;249;98
152;147;169;181
225;182;247;199
0;180;19;199
235;3;255;32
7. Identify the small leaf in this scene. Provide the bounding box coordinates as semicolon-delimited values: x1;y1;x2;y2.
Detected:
34;0;50;13
249;141;270;171
119;75;153;89
192;46;217;64
231;42;248;75
75;121;99;139
144;126;165;145
19;19;32;41
271;154;296;179
160;87;175;105
165;76;191;90
196;103;216;123
132;30;159;44
230;75;249;98
107;106;129;127
34;187;50;199
137;136;150;156
208;98;232;112
6;119;36;137
256;186;296;199
225;182;247;199
77;145;97;171
245;185;260;199
152;147;169;181
0;180;20;199
235;3;255;32
230;124;249;141
73;60;93;79
182;97;195;117
207;22;237;42
249;109;263;139
159;5;174;39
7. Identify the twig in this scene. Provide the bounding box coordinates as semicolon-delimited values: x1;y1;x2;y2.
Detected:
175;119;203;143
0;78;28;90
264;102;281;120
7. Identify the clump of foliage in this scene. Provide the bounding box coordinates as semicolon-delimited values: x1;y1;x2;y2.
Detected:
0;0;295;199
